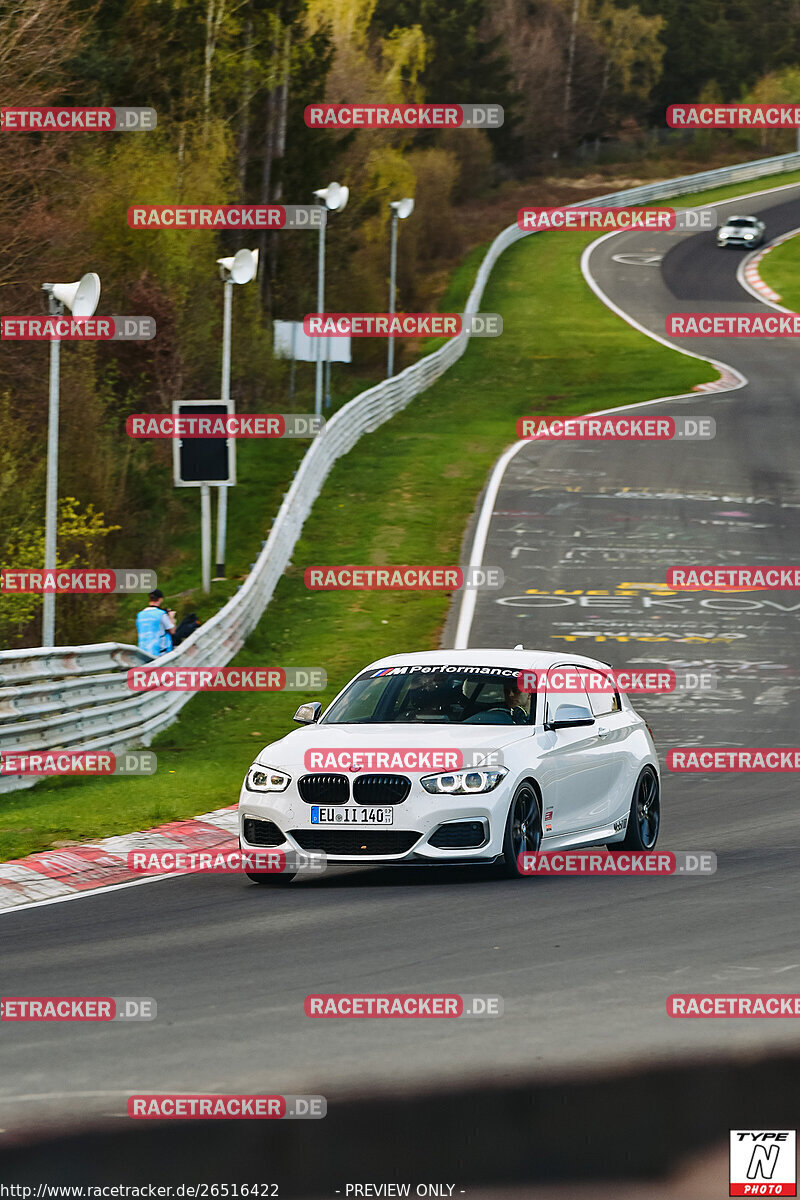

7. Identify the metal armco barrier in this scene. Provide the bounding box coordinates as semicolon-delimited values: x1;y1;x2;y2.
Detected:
3;150;799;793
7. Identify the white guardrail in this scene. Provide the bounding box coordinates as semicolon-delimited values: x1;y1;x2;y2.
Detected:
3;150;800;793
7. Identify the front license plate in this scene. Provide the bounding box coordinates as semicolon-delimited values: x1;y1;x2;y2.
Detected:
311;806;394;825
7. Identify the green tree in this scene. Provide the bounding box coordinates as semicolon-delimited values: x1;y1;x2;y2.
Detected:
636;0;800;117
370;0;519;161
0;499;120;645
746;66;800;151
582;0;664;133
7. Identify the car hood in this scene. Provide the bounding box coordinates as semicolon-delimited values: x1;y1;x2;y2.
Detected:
255;722;534;769
719;224;756;236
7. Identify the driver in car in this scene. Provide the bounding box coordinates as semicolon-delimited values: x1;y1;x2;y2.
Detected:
503;682;530;724
461;678;531;723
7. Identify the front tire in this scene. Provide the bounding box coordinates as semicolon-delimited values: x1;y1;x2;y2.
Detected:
500;783;542;878
618;766;660;851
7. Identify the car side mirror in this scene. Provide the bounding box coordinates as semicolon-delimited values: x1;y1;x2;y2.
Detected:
546;703;595;731
294;701;322;725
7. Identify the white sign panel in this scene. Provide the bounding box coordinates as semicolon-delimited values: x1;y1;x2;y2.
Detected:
274;319;351;363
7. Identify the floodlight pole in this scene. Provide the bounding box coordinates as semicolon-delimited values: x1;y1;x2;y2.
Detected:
201;483;212;593
314;206;327;419
215;275;233;577
38;271;99;646
42;291;62;647
387;208;400;378
387;199;413;379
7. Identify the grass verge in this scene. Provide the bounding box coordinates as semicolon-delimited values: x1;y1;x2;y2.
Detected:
756;227;800;309
4;166;800;860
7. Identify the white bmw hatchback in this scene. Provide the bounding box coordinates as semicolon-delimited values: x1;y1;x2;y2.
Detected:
238;649;661;882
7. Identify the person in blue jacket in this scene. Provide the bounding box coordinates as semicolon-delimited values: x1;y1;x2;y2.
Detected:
136;589;176;657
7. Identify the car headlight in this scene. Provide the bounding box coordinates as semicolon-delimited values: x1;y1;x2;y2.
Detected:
421;767;507;795
245;765;290;792
743;231;756;239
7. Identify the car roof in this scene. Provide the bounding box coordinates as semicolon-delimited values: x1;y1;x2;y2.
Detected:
727;214;758;221
361;648;614;672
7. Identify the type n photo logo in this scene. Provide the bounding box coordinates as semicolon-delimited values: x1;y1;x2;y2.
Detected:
730;1130;796;1196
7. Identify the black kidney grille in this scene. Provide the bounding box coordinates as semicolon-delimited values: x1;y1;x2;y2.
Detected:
243;818;286;847
289;829;420;856
428;821;487;849
352;774;411;805
297;773;350;805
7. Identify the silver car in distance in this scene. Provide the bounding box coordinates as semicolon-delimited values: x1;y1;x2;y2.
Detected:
716;214;765;248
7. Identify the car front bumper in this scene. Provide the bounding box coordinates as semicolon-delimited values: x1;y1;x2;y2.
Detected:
238;782;510;864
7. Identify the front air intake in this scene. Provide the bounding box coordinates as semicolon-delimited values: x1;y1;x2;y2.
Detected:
297;773;349;805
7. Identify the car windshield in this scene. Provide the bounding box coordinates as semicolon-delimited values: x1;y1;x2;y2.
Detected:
727;217;757;226
321;665;536;725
